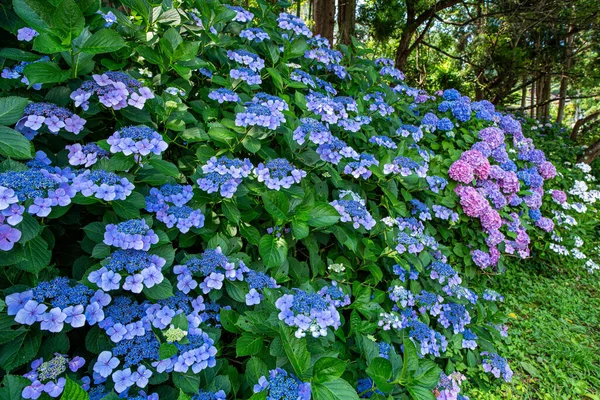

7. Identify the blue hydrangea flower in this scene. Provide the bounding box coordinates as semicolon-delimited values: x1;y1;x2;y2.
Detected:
369;135;397;149
293;118;332;145
208;88;240;104
277;13;312;37
290;69;316;87
103;219;159;251
481;352;513;381
70;72;154;111
191;390;226;400
432;205;459;222
245;270;279;306
240;27;269;42
383;156;427;177
230;67;262;85
72;170;135;201
235;104;285;130
364;92;393;116
439;302;471;333
410;199;431;221
173;247;249;294
7;277;110;331
331;191;376;230
343;153;379;179
253;368;311;400
426;176;448;193
429;261;462;287
276;288;343;338
227;5;254;22
107;126;168;159
197;156;253;198
316;136;359;164
461;329;478;350
15;102;86;138
254;158;306;190
66;143;109;167
89;250;166;293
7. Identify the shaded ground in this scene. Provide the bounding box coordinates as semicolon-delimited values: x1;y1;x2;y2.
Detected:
467;261;600;400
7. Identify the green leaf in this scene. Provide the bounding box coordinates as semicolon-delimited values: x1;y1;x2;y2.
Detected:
0;375;30;400
312;379;360;400
313;357;347;383
406;385;435;400
0;315;25;346
365;358;394;392
16;236;51;274
159;343;178;359
80;29;126;54
148;159;179;178
245;357;268;385
279;323;310;377
222;200;240;223
173;372;200;394
143;279;174;300
33;33;70;53
23;62;70;85
0;330;41;372
291;218;309;239
53;0;85;41
259;235;288;268
0;127;34;160
0;97;29;125
263;191;289;220
91;243;111;259
12;0;55;32
59;378;89;400
236;333;264;357
240;224;261;245
307;203;340;228
0;48;41;62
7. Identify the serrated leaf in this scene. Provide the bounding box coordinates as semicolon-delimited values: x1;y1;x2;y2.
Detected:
0;127;34;160
23;62;70;85
279;323;310;377
16;236;51;273
60;378;89;400
259;235;288;268
313;357;347;383
307;203;340;228
143;279;174;300
312;379;360;400
236;333;263;357
0;330;41;372
0;97;29;125
80;29;126;54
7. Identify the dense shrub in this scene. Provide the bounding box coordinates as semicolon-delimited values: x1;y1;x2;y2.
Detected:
0;1;592;399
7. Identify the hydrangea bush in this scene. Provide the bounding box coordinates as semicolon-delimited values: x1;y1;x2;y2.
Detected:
0;1;571;399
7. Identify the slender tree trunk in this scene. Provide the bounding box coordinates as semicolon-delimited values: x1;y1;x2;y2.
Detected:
530;79;535;118
394;28;416;70
578;137;600;164
570;111;600;140
543;73;551;121
557;31;574;124
313;0;335;44
337;0;356;45
520;75;527;112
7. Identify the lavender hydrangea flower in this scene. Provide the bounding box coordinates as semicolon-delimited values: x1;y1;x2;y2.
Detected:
254;158;306;190
197;156;253;198
253;368;311;400
66;143;109;167
9;277;109;331
103;219;159;251
155;205;205;233
293;118;332;145
239;27;269;42
173;247;249;294
235;104;284;130
89;250;166;293
384;156;427;177
244;270;279;306
227;49;264;71
343;153;379;179
72;170;134;201
70;72;154;111
290;69;316;87
330;191;376;230
317;136;359;164
15;102;86;138
208;88;240;104
278;13;313;37
481;352;513;381
229;67;262;85
17;27;39;42
107;126;168;159
227;5;254;22
369;135;397;149
276;288;342;338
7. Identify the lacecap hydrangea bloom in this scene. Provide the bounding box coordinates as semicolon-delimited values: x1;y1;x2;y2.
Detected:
70;72;155;111
15;102;86;138
107;126;168;159
21;354;86;399
330;191;376;230
254;158;306;190
103;219;159;251
197;156;253;198
253;368;311;400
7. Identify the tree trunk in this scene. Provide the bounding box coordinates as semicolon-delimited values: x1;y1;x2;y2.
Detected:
337;0;356;45
578;137;600;164
557;31;574;124
543;73;551;121
313;0;335;44
394;28;416;70
530;79;535;118
520;75;527;112
570;111;600;140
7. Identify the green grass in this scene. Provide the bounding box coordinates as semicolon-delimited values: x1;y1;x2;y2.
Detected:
466;261;600;400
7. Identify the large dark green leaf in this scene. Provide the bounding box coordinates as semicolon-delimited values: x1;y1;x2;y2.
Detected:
259;235;288;268
0;127;34;160
0;97;29;125
312;379;360;400
80;29;126;54
23;62;70;85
